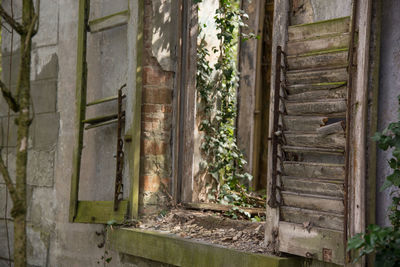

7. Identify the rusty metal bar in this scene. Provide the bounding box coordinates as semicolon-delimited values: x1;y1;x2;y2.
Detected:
114;88;125;211
268;45;283;208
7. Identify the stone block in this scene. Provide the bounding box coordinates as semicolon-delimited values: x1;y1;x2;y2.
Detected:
1;116;18;147
31;80;57;114
33;113;59;150
0;220;13;260
0;184;12;219
32;0;58;47
27;225;49;267
27;150;55;187
0;150;16;183
2;53;21;87
32;47;59;81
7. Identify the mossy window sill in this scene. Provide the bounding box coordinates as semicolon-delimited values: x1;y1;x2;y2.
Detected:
106;228;301;267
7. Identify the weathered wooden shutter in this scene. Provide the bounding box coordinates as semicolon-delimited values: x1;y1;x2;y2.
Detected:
69;0;131;224
265;17;352;265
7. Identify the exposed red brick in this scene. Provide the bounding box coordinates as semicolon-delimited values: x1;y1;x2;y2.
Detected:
142;87;172;104
141;139;168;155
143;66;173;87
142;175;161;192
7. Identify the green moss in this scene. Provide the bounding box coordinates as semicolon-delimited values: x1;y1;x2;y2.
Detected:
291;47;349;58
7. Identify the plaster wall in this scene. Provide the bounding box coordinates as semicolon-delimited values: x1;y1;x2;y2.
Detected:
376;0;400;227
0;0;177;265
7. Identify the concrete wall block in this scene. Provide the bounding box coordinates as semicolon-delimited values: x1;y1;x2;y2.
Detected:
0;220;14;260
28;187;56;229
27;225;49;267
32;47;59;81
27;150;55;187
32;0;59;47
0;150;16;183
31;79;57;114
0;184;13;219
2;53;21;87
0;116;17;148
33;113;59;150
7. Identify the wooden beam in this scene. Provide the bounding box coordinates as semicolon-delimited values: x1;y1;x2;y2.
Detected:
107;228;302;267
69;0;89;222
74;200;128;224
127;0;144;220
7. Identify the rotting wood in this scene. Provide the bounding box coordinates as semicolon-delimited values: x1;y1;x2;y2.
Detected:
288;16;350;41
284;132;345;149
317;121;345;136
286;67;348;85
286;82;346;95
286;87;347;101
278;221;344;265
74;200;128;224
285;99;347;116
70;0;89;222
283;161;345;179
280;206;344;231
85;119;118;130
89;10;129;33
287;32;350;56
287;49;348;70
82;113;119;125
282;145;344;155
281;176;344;197
86;94;119;106
281;191;344;214
283;116;327;132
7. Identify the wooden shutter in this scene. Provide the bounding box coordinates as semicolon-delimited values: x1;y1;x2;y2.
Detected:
265;16;352;265
69;0;132;224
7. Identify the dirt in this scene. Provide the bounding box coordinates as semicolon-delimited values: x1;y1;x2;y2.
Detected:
135;208;269;254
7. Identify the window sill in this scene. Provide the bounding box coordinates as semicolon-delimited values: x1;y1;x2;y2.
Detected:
106;228;301;267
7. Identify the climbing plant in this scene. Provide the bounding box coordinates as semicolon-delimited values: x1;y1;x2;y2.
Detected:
196;0;261;208
347;95;400;266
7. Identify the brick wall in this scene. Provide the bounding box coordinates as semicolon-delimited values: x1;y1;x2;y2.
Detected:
140;0;175;214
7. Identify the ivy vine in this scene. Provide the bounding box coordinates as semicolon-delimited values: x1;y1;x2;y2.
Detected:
196;0;261;209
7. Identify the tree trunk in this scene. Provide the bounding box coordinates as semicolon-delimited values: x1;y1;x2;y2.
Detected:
13;1;34;266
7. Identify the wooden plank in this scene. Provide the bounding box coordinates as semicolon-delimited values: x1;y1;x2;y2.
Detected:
285;99;347;116
283;161;345;180
281;176;344;197
86;95;118;106
283;146;344;165
69;0;89;222
281;192;344;214
89;10;129;33
286;67;348;85
287;86;347;101
287;33;350;56
183;202;265;216
284;132;345;149
286;82;346;95
288;16;350;41
74;200;128;224
280;206;344;231
278;222;344;265
128;0;144;219
265;0;290;249
283;116;327;132
107;228;302;267
287;49;348;70
317;121;345;136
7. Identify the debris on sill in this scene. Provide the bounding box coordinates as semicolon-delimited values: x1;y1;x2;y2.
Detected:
134;208;269;254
